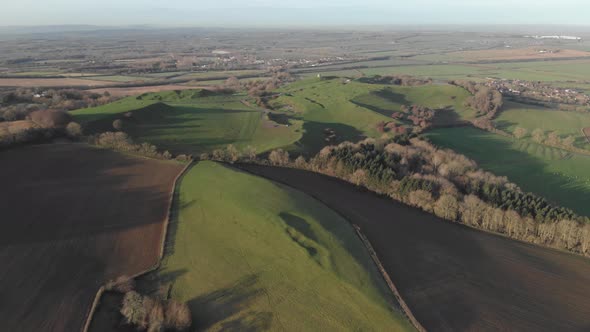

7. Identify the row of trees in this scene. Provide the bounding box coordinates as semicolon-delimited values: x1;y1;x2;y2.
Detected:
91;132;190;162
0;88;115;122
105;275;191;331
512;126;590;155
208;137;590;257
121;292;191;332
0;109;83;149
450;80;504;119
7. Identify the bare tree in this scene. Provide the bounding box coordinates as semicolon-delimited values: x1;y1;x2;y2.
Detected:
269;149;290;166
66;122;83;138
531;128;545;143
513;127;528;139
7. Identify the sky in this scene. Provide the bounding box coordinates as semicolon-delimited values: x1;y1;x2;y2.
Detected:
2;0;590;26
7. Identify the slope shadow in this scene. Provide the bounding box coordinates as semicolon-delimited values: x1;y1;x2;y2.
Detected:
188;274;270;331
297;121;364;156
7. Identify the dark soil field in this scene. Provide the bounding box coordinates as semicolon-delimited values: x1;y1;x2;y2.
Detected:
0;144;184;332
239;164;590;332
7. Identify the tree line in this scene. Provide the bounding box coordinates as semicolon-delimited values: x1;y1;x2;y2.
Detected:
206;137;590;257
0;88;115;122
450;80;504;118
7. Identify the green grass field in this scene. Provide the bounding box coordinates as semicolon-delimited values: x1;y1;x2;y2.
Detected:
428;127;590;216
272;78;475;153
80;75;151;82
158;161;412;331
305;59;590;82
495;101;590;148
351;84;476;125
72;90;301;155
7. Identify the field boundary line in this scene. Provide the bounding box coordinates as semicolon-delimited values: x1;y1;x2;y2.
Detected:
81;160;194;332
352;224;427;332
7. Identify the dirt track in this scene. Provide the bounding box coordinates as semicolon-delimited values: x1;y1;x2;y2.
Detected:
239;164;590;331
0;144;184;332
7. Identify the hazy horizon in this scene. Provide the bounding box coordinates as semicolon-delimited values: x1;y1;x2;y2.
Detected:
2;0;590;27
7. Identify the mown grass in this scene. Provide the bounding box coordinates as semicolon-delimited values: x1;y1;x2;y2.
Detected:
428;127;590;216
71;90;301;155
495;101;590;148
159;161;412;331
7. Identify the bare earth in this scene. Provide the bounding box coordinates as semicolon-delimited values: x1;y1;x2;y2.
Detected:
240;164;590;332
0;144;184;332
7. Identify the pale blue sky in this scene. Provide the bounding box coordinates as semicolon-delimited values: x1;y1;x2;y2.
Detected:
2;0;590;26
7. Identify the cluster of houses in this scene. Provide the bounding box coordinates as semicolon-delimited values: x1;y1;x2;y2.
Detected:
484;79;590;106
525;35;582;41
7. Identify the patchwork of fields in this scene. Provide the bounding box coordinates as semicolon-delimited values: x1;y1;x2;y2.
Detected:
241;164;590;331
0;144;184;331
271;78;474;153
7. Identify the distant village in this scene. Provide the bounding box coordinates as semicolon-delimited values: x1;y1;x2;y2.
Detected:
525;35;582;41
485;79;590;106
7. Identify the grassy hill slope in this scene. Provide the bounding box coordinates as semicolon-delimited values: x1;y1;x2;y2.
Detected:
428;127;590;216
271;78;474;153
158;161;412;331
495;101;590;149
71;90;300;155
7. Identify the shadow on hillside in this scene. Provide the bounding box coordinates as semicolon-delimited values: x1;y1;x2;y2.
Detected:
188;274;270;331
350;90;410;118
297;121;364;156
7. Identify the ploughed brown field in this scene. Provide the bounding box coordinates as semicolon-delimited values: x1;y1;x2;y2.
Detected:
239;164;590;332
0;144;184;332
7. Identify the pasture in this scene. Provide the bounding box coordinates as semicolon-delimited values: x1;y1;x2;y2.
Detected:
72;90;301;155
428;127;590;216
495;101;590;149
307;59;590;82
272;78;474;153
351;84;476;125
0;144;184;331
151;161;412;331
241;164;590;332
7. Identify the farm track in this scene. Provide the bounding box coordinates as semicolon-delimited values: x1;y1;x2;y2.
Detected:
0;144;184;332
239;164;590;332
